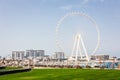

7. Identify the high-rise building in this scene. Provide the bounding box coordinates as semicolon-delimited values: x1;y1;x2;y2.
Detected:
12;51;25;60
53;52;65;59
26;50;45;58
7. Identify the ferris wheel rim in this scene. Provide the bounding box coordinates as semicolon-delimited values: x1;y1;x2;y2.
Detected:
56;11;100;55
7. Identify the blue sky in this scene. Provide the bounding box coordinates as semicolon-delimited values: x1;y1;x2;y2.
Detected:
0;0;120;57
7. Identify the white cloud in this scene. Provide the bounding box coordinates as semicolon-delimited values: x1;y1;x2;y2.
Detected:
82;0;105;4
60;5;73;10
60;0;105;11
60;4;88;11
59;0;89;11
100;0;105;2
82;0;89;5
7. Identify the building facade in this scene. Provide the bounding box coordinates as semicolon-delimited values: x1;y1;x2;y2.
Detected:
26;50;45;58
91;54;109;60
12;51;25;60
53;52;65;60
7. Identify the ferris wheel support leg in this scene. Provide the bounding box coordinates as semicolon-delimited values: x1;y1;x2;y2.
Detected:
75;36;80;66
71;35;77;58
81;35;89;62
78;41;82;60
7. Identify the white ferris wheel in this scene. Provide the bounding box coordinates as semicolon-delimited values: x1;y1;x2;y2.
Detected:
56;12;100;62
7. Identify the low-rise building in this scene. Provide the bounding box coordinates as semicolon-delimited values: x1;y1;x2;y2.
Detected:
12;51;25;60
26;50;45;58
53;52;65;60
91;54;109;60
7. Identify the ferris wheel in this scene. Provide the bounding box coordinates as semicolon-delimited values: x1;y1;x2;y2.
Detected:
56;11;100;56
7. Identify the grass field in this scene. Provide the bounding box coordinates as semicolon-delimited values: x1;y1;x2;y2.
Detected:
0;69;120;80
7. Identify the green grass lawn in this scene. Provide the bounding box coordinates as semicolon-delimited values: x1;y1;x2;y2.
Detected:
0;69;120;80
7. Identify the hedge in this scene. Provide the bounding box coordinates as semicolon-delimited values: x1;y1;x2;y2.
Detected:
0;66;6;70
0;68;31;75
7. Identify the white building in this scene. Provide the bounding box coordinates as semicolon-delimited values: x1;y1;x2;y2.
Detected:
26;50;45;58
53;52;65;60
12;51;25;60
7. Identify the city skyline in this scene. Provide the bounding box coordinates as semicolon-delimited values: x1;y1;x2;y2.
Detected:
0;0;120;57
